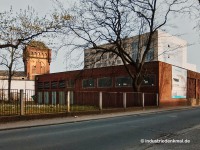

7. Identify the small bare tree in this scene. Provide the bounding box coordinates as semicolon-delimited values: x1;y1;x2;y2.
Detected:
0;46;22;101
58;0;189;91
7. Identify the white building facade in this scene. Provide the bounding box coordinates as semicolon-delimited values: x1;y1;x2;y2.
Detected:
157;30;196;71
84;30;196;71
0;80;35;91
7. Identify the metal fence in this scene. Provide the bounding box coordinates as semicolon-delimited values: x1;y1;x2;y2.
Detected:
72;91;99;112
0;89;20;116
71;91;158;110
0;89;158;116
24;89;69;115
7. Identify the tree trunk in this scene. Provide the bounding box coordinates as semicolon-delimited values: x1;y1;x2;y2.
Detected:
133;78;141;92
8;67;12;102
8;74;12;102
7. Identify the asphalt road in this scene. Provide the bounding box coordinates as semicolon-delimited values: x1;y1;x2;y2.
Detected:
0;108;200;150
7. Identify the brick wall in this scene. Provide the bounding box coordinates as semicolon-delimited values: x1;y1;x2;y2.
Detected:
35;62;159;93
35;61;200;107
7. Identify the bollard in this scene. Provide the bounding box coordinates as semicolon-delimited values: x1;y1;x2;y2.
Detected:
123;93;126;109
67;91;70;112
99;92;102;111
156;93;159;107
142;93;144;108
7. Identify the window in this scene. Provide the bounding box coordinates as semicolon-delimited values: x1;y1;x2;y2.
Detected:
145;48;154;61
38;82;43;89
117;60;122;65
85;58;89;63
132;52;137;62
44;82;50;89
116;77;132;87
82;79;95;88
102;54;107;60
142;75;155;86
32;66;36;74
59;92;65;105
96;63;101;68
132;41;139;61
123;43;129;49
67;79;75;88
44;92;49;104
109;53;115;58
52;91;57;105
51;81;58;89
91;51;96;54
96;55;101;60
37;92;43;104
59;80;66;88
132;42;138;50
85;52;90;58
98;77;112;88
102;63;107;67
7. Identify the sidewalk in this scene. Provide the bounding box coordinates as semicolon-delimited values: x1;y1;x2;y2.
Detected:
0;106;199;131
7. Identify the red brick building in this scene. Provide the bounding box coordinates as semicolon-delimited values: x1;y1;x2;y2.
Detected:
35;61;200;107
23;41;51;80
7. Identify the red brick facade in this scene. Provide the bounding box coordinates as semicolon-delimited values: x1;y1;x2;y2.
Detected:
35;62;159;92
35;61;200;107
23;44;51;80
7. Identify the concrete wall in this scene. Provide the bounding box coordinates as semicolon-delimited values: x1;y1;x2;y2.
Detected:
157;30;196;71
0;80;34;91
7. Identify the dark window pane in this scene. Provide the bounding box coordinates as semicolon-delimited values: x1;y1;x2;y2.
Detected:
145;48;154;61
44;82;50;89
98;77;112;88
67;80;75;88
59;80;66;88
82;79;95;88
38;82;43;89
116;77;132;87
142;75;155;86
51;81;58;89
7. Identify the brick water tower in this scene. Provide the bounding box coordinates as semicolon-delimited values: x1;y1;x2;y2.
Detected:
23;41;51;80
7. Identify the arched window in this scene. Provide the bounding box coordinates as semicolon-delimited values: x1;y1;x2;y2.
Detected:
32;66;36;74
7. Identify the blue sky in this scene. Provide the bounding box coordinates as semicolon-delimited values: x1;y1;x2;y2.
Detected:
0;0;199;72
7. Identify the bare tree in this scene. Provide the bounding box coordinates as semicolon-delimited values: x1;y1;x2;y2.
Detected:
190;1;200;43
58;0;189;91
0;6;71;101
0;7;70;50
0;45;22;101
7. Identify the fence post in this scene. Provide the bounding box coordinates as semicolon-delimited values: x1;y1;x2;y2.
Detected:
142;93;144;108
99;92;102;111
20;89;24;116
156;93;159;107
1;89;3;100
67;91;70;112
123;92;126;109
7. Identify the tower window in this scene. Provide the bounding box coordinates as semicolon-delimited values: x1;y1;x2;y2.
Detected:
32;66;36;74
